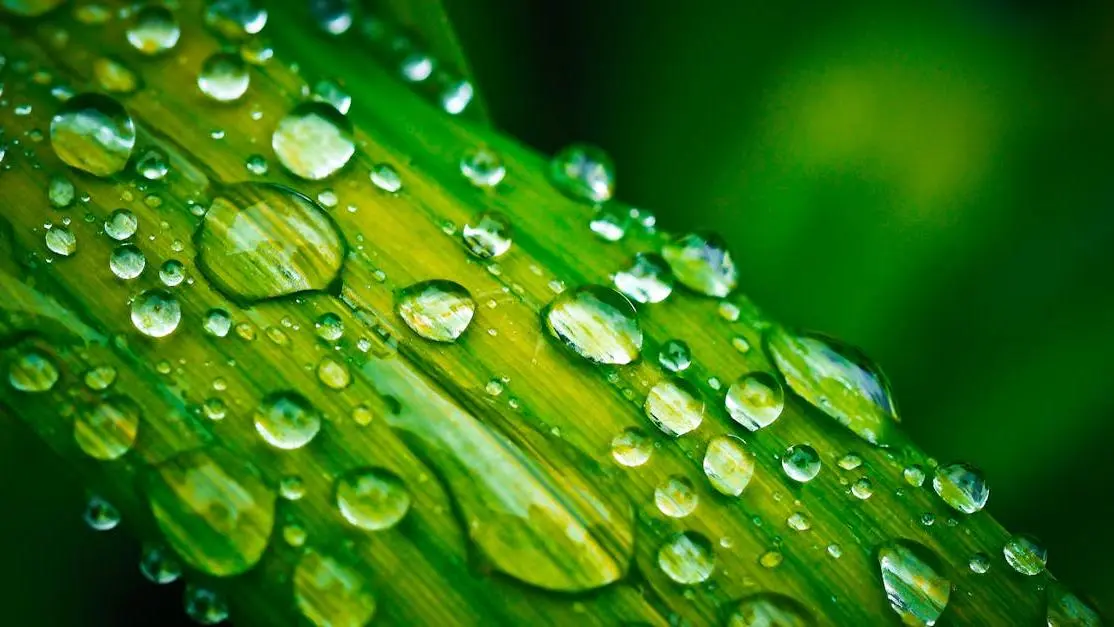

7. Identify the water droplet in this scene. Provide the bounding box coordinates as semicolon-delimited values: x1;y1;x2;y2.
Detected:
203;309;232;337
75;395;139;460
851;477;874;499
654;476;698;518
315;312;344;342
272;102;354;180
931;462;989;514
93;56;140;94
658;532;714;585
395;279;475;343
147;447;276;576
660;232;737;297
136;148;169;180
204;0;267;40
439;79;474;115
202;398;227;420
760;550;784;569
130;289;180;337
610;428;652;467
50;93;136;177
310;78;351;114
400;52;434;82
126;5;181;55
837;453;863;471
7;346;59;393
183;585;228;625
787;512;811;531
105;209;138;240
877;540;950;627
781;444;821;483
139;544;182;584
614;253;674;304
278;475;305;501
1046;581;1103;627
828;544;843;558
644;378;703;436
283;521;307;547
727;593;813;627
254;391;321;450
968;552;990;574
83;494;120;531
703;435;755;496
589;206;629;242
369;162;402;192
48;175;75;208
197;183;345;302
294;548;377;627
245;153;268;175
658;339;691;372
316;356;351;390
461;212;512;259
764;327;898;445
544;285;642;365
310;0;354;34
549;143;615;204
44;227;76;256
904;465;926;487
198;52;250;102
1003;534;1047;576
460;148;505;187
335;467;410;531
725;372;784;431
84;365;117;390
157;259;185;287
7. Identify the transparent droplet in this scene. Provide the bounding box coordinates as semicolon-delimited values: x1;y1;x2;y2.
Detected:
203;309;232;337
272;102;354;180
316;356;351;390
204;0;267;41
610;428;652;467
760;550;784;569
278;475;305;501
589;206;629;242
932;462;989;514
183;585;228;625
105;209;138;240
1003;534;1047;576
654;476;698;518
439;79;474;115
283;521;307;547
781;444;821;483
400;52;434;82
156;259;184;287
725;372;784;431
139;544;182;584
727;593;813;627
135;148;169;180
254;391;321;450
462;212;512;259
660;232;737;298
75;395;140;460
48;175;74;208
197;184;345;301
310;78;351;114
851;477;874;499
7;346;59;393
369;162;402;192
787;512;811;531
50;93;136;177
703;435;755;497
83;365;117;390
309;0;354;35
545;285;642;365
245;153;268;175
828;544;843;559
335;467;410;531
44;227;76;256
764;327;898;445
658;339;691;372
1046;581;1103;627
395;279;475;343
877;540;950;627
126;5;180;55
147;447;276;576
198;52;250;102
93;56;140;94
968;552;990;574
549;143;615;204
129;289;179;337
83;494;120;531
460;148;505;187
644;378;703;436
614;253;673;304
657;532;714;585
904;465;926;487
294;548;377;627
202;398;227;420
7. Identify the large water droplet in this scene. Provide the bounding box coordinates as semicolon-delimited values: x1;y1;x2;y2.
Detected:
395;279;475;343
184;585;229;625
294;549;377;627
105;209;138;240
703;435;755;496
147;447;276;576
50;93;136;177
877;540;950;627
781;444;821;483
462;212;512;259
254;391;321;450
1046;581;1103;627
75;395;140;460
725;372;785;431
660;232;737;297
335;467;410;531
644;378;703;436
658;531;714;585
544;285;642;365
272;102;355;180
655;476;698;518
549;143;615;204
198;52;250;102
7;345;59;393
727;593;814;627
614;253;674;304
126;5;180;55
197;184;345;302
204;0;267;40
1003;534;1047;576
131;289;180;338
764;327;898;445
931;462;989;514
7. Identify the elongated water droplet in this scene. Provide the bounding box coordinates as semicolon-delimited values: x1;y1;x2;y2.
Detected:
198;52;250;102
549;143;615;204
782;444;821;483
614;253;673;304
50;93;136;177
272;102;354;180
460;148;505;187
126;5;180;55
1003;534;1047;576
727;592;814;627
658;532;714;585
462;212;512;259
877;540;950;627
75;395;140;460
838;453;863;471
147;447;276;576
1046;581;1103;627
644;378;703;436
660;232;737;297
931;462;989;514
764;327;898;445
197;183;345;302
369;162;402;192
139;544;182;584
131;289;180;337
335;467;410;531
725;372;784;431
294;549;377;627
84;494;120;531
93;56;140;94
395;279;475;343
184;585;228;625
7;345;59;393
655;476;698;518
204;0;267;40
658;339;691;372
703;435;755;496
589;206;629;242
254;391;321;450
545;285;642;365
610;428;652;467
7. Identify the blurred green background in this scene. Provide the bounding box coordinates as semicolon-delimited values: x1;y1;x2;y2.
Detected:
3;0;1112;623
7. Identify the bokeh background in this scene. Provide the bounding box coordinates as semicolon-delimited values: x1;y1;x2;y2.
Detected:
3;0;1111;623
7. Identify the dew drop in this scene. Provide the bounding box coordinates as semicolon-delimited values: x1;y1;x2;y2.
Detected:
203;308;232;337
395;279;475;343
549;143;615;204
183;585;228;625
781;444;821;483
968;552;990;574
316;356;351;390
130;289;180;337
279;475;305;501
657;532;714;585
105;209;138;240
159;259;185;287
727;593;813;627
658;339;691;372
75;395;140;460
245;153;268;175
126;5;180;55
294;548;377;627
644;378;703;436
760;550;784;569
877;540;950;627
703;435;755;497
50;93;136;177
461;212;513;259
335;467;410;531
544;285;642;365
725;372;784;431
931;462;989;514
93;56;140;94
1003;534;1047;576
48;175;75;208
369;162;402;192
139;544;182;584
198;52;250;102
610;427;652;467
310;0;354;34
254;391;321;450
460;148;505;187
83;365;117;390
204;0;267;40
44;226;76;256
83;494;120;531
660;232;737;298
272;102;354;180
7;346;59;393
614;252;673;304
136;148;169;180
654;476;698;518
439;79;474;115
315;312;344;342
851;477;874;500
904;465;926;487
589;206;629;242
310;78;351;114
837;453;863;471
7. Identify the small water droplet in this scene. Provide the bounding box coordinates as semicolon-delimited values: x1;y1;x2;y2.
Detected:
725;372;784;431
203;309;232;337
968;552;990;574
904;465;926;487
369;162;402;192
851;477;874;500
549;143;615;204
610;427;652;467
184;585;229;625
787;512;811;531
759;550;784;569
654;476;698;518
658;339;691;372
660;232;737;297
462;212;512;259
294;548;377;627
83;494;120;531
589;206;629;242
198;52;250;102
245;153;268;175
460;148;505;187
272;102;354;180
644;378;703;436
877;540;950;627
613;253;674;304
310;77;351;114
335;467;410;531
126;5;180;54
130;289;179;337
310;0;354;34
75;395;140;460
255;391;321;449
93;56;140;94
932;462;989;514
83;365;117;390
729;594;813;627
7;345;59;393
204;0;267;40
439;79;474;115
48;175;75;208
782;444;821;483
828;543;843;559
279;475;305;501
395;280;475;343
544;285;642;365
400;52;434;82
316;356;351;390
703;435;755;497
202;398;227;420
105;209;138;240
135;148;169;180
51;93;136;177
1003;534;1046;576
657;532;714;585
837;453;863;471
139;544;182;584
